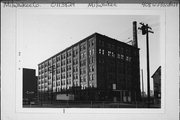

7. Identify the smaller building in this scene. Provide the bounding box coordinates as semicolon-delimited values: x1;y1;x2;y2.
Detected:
23;68;37;105
151;66;161;104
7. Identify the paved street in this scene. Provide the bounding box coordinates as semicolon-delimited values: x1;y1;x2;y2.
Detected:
23;101;160;108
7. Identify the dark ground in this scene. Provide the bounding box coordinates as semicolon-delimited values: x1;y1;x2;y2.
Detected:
23;101;161;108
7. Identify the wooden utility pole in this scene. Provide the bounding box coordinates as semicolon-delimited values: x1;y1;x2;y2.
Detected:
138;23;154;108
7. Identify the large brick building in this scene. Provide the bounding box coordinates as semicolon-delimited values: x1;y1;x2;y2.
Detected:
38;31;141;102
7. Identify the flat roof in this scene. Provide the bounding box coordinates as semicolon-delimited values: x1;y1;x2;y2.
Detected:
38;32;139;65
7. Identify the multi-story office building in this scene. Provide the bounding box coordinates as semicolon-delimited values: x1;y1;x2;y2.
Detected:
38;31;141;102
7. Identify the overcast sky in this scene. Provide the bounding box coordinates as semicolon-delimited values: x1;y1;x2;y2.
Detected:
18;11;160;93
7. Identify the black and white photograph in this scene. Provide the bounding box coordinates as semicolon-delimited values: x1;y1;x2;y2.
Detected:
20;13;161;108
1;1;179;120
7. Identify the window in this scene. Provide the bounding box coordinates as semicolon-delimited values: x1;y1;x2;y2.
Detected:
48;75;51;79
80;59;86;66
91;40;94;46
67;51;72;57
67;79;71;85
102;49;104;55
61;54;66;59
99;49;101;54
53;82;56;87
67;65;71;71
80;44;86;51
81;53;83;58
38;81;41;84
61;73;66;79
112;45;115;49
121;54;124;60
81;84;84;89
92;49;94;55
76;74;78;79
99;40;104;46
90;74;94;81
108;51;111;56
83;76;86;82
80;68;86;74
53;58;56;63
57;63;60;67
117;53;121;59
89;39;94;47
83;68;86;74
90;57;94;64
73;59;78;65
73;73;78;79
57;75;60;80
84;52;86;57
62;80;65;85
67;58;71;64
121;48;124;53
74;81;78;86
89;66;92;72
57;56;60;61
90;49;94;55
112;52;115;57
73;66;78;72
61;67;66;72
89;65;95;72
69;72;71;77
48;61;52;66
89;49;91;55
57;81;61;86
92;74;94;80
61;60;65;66
129;57;131;62
126;56;129;61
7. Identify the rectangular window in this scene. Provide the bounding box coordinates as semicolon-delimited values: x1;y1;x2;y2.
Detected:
102;49;104;55
89;39;94;47
80;76;83;82
108;51;111;56
92;49;94;55
117;53;121;59
92;65;94;71
84;52;86;57
92;74;94;80
80;69;83;74
89;66;92;72
83;67;86;74
121;54;124;60
80;44;86;51
89;65;95;72
126;56;129;61
112;52;115;57
99;40;104;46
62;80;65;85
90;57;94;64
89;49;91;55
83;76;86;82
99;49;101;54
80;59;86;66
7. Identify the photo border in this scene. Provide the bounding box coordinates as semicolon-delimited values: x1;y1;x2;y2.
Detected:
15;6;165;114
1;2;179;120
